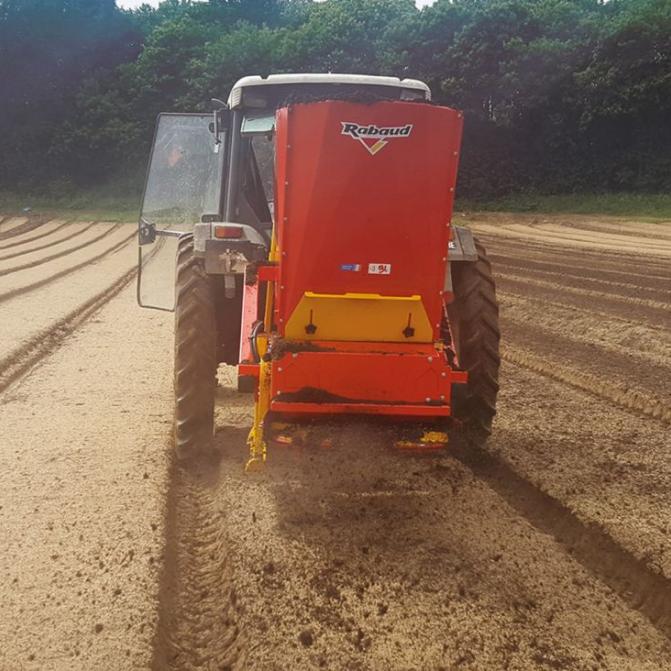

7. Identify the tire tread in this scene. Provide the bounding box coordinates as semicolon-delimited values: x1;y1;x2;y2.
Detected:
174;237;217;459
448;239;501;444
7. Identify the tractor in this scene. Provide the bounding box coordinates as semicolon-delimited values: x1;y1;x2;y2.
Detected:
136;74;500;468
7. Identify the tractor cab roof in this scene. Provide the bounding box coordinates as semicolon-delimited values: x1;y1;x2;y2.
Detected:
227;73;431;110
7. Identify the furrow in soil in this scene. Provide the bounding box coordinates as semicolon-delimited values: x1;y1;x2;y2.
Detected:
0;223;120;277
0;234;137;361
0;226;136;304
501;315;670;405
0;219;71;251
0;221;96;263
0;284;173;670
501;345;671;424
495;273;669;327
0;265;137;394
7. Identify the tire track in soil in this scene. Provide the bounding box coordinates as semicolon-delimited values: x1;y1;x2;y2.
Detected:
0;282;173;670
529;222;671;251
0;229;136;305
150;455;244;671
209;419;671;669
501;345;671;424
471;216;671;640
452;440;671;641
495;261;670;301
475;233;671;274
0;215;50;241
0;265;137;394
470;223;671;257
495;272;670;312
499;289;667;334
0;223;120;277
490;253;671;292
501;316;671;404
0;216;28;236
0;220;71;251
494;359;671;577
0;221;94;262
549;220;671;242
499;292;671;368
536;222;671;250
496;274;669;327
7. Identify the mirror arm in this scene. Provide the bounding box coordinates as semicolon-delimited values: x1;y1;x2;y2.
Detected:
139;216;156;245
213;109;220;145
211;98;228;146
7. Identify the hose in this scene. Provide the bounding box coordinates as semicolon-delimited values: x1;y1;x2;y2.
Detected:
249;320;264;363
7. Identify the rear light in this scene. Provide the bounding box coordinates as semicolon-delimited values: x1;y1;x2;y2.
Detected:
214;225;244;239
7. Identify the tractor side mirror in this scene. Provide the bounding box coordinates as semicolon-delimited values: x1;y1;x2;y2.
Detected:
210;99;230;148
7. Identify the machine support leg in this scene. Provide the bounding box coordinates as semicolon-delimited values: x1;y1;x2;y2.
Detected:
245;359;271;472
245;225;277;472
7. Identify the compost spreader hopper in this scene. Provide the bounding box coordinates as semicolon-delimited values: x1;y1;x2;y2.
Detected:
136;74;500;469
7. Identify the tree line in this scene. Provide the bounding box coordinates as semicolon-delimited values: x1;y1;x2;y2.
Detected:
1;0;669;198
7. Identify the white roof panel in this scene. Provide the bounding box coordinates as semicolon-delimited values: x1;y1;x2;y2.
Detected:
227;73;431;108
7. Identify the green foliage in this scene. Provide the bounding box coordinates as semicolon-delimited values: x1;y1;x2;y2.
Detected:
1;0;670;198
0;0;143;186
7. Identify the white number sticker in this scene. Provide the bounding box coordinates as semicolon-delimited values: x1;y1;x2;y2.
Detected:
368;263;391;275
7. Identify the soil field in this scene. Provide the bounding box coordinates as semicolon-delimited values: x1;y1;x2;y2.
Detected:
0;213;669;670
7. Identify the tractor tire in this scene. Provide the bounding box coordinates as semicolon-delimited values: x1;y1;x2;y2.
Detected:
174;236;217;460
447;237;500;446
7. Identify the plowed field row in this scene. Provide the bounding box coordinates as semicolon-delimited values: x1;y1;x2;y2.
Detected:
469;214;671;582
1;213;671;670
150;214;671;669
0;216;175;669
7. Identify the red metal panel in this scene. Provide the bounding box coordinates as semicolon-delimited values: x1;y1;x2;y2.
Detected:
277;340;440;354
257;264;279;282
238;363;259;378
270;350;453;409
273;101;463;338
270;401;450;417
238;278;259;365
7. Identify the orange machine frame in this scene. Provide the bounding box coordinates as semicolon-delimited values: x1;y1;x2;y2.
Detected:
239;99;465;467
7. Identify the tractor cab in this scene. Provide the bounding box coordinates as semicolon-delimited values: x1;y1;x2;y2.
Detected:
136;74;500;468
138;74;430;310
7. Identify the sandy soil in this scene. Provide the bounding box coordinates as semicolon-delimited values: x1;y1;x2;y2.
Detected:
197;402;671;670
152;212;671;669
0;216;29;235
0;219;172;669
1;213;670;670
0;227;137;363
466;213;671;579
0;283;172;669
0;221;112;271
0;219;72;250
464;212;671;257
0;223;135;298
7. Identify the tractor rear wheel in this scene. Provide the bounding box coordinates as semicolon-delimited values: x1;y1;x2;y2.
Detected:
174;236;217;460
447;237;500;445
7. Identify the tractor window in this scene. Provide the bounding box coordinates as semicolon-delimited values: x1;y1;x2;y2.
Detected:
236;134;274;232
251;134;275;216
141;114;225;232
138;113;225;312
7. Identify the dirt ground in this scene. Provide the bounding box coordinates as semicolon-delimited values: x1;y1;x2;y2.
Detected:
0;213;669;670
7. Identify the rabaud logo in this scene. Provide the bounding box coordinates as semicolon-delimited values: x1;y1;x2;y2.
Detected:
340;122;413;156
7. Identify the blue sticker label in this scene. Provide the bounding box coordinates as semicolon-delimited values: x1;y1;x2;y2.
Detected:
340;263;361;272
